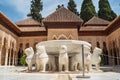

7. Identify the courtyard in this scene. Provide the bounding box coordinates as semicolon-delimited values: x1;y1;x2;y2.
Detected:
0;0;120;80
0;66;120;80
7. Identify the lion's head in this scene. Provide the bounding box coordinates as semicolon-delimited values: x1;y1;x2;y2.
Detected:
59;45;67;54
24;47;34;56
93;47;102;55
83;45;91;54
36;45;46;54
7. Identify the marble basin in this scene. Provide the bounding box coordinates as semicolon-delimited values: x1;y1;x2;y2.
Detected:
36;40;91;55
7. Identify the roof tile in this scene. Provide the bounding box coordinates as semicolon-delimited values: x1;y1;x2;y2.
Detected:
43;7;83;22
16;18;41;25
84;17;110;26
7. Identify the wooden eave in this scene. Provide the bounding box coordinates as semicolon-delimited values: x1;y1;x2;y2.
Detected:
105;16;120;35
78;31;107;36
20;31;47;37
0;12;21;35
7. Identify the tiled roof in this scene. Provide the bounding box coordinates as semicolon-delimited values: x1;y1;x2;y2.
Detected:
80;26;108;31
16;18;41;25
84;17;110;26
43;7;83;22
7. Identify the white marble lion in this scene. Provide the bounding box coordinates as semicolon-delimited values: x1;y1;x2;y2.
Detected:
24;47;36;72
59;45;69;72
36;45;49;72
47;55;56;71
90;47;102;71
71;45;91;72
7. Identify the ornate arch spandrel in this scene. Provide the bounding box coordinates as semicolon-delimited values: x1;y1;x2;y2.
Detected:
58;34;68;40
52;35;58;40
68;34;74;40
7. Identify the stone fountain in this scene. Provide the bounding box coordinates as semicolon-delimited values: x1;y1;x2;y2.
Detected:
24;40;102;73
36;40;91;55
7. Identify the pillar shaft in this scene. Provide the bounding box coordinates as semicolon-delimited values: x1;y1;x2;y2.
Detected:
12;51;15;66
0;44;3;66
8;49;12;66
5;48;9;66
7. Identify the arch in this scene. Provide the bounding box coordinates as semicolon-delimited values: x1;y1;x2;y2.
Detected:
58;34;68;40
103;42;106;47
113;41;117;65
33;42;38;53
25;43;29;48
68;34;73;40
88;42;93;53
17;43;23;65
10;48;14;65
19;43;23;49
96;41;100;48
52;35;57;40
102;41;108;65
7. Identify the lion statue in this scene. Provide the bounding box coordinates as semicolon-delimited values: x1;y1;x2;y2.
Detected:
59;45;69;72
36;45;49;72
90;47;102;71
71;45;91;72
24;47;36;72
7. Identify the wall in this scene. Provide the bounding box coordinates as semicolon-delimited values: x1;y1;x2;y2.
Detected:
79;36;106;49
18;36;47;50
48;28;78;40
106;28;120;65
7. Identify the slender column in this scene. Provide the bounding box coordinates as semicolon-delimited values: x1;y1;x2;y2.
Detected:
5;48;9;66
8;48;12;66
14;51;18;66
12;51;15;66
0;44;3;66
14;53;17;66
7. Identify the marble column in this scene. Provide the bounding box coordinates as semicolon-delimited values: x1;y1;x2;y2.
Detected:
5;48;9;66
12;51;15;66
0;44;3;66
8;48;12;66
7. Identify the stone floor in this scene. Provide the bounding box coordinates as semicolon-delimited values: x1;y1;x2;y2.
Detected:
0;66;120;80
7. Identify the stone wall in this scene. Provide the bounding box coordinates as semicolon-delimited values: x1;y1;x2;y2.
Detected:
18;36;47;50
106;28;120;65
47;28;78;40
79;36;106;49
